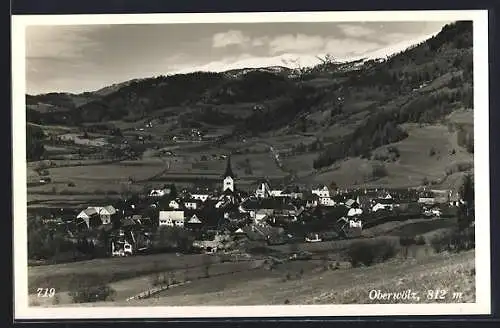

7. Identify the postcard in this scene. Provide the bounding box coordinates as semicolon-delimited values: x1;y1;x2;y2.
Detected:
12;9;490;319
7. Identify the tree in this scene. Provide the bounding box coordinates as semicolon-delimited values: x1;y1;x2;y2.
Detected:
169;184;178;199
26;124;46;161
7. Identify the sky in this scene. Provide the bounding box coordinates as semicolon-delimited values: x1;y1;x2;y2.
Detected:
25;21;453;95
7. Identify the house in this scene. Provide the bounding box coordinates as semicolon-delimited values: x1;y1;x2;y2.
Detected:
418;196;436;205
191;193;209;202
184;200;202;210
185;214;203;231
77;205;116;228
169;200;181;210
345;199;360;209
347;207;363;217
311;185;335;206
377;190;393;199
159;211;185;227
372;198;396;212
311;185;330;198
187;214;202;224
148;187;170;197
255;180;271;198
270;190;283;197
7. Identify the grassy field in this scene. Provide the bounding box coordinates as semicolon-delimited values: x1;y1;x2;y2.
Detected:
28;252;221;295
306;123;473;189
41;250;474;307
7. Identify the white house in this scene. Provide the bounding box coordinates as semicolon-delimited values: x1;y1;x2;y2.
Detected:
169;200;181;209
148;188;170;197
255;181;271;198
312;185;330;198
418;197;435;205
270;190;283;197
319;197;335;207
184;200;200;210
191;194;209;202
347;208;363;217
372;198;396;212
77;205;116;228
159;211;185;227
349;219;363;229
311;185;335;206
187;214;202;224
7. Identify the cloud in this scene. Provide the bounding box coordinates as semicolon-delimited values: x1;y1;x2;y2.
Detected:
26;26;100;60
265;33;382;58
212;30;250;48
171;53;323;74
251;37;269;47
323;39;381;58
337;23;376;37
268;34;326;54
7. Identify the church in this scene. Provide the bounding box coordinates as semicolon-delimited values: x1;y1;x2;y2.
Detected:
222;155;235;193
215;155;238;210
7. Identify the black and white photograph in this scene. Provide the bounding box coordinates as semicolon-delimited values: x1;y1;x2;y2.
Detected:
12;10;490;319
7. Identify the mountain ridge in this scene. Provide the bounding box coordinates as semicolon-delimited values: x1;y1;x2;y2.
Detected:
26;21;473;189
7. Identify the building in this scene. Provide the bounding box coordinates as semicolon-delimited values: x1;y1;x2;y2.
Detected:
372;198;396;212
148;187;170;198
169;200;181;210
191;193;209;202
222;156;235;192
255;180;271;198
311;185;330;198
185;214;203;231
184;200;202;210
418;196;436;205
312;185;335;206
159;211;185;227
77;205;116;228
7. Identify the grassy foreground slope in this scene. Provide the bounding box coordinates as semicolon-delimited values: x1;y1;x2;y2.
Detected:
48;249;473;307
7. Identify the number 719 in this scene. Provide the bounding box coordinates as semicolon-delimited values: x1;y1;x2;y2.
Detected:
37;288;56;298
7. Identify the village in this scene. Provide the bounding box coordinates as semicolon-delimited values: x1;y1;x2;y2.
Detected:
30;155;465;261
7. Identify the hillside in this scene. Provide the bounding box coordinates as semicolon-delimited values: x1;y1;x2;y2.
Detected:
26;21;474;190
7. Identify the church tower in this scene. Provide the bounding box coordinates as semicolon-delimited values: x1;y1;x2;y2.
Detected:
222;155;235;192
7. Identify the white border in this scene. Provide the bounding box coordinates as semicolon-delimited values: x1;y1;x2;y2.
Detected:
12;10;491;319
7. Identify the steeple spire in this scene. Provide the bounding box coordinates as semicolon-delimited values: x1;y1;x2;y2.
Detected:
223;155;235;178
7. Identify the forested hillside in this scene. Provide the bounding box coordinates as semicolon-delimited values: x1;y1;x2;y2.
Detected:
26;21;473;171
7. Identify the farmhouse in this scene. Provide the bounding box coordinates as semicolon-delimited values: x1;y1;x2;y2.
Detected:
77;205;116;228
169;200;181;209
372;198;396;212
159;210;185;227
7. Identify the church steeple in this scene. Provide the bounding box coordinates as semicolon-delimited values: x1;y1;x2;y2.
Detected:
223;155;235;178
222;155;235;193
